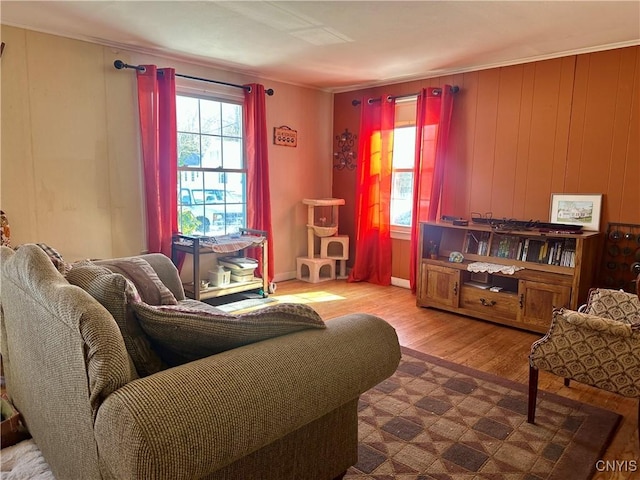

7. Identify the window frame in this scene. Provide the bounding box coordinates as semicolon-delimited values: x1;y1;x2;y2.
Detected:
176;85;247;237
390;97;418;240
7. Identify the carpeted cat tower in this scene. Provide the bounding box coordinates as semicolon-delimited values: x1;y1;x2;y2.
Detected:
296;198;349;283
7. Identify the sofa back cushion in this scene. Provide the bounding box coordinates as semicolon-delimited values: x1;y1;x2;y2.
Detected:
585;288;640;324
132;301;326;366
66;263;167;376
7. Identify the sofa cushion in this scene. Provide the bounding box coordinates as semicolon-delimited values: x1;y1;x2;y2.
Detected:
132;301;326;365
66;263;166;376
96;257;178;306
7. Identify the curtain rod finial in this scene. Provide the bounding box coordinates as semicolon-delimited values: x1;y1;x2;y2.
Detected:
114;59;125;69
265;88;274;96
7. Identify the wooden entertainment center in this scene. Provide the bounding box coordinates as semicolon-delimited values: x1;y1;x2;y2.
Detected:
416;221;600;333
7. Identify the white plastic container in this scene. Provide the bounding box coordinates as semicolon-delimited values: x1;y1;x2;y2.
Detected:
209;266;231;287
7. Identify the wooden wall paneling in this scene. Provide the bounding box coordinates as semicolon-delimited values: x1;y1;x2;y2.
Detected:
603;48;631;223
391;237;411;279
565;54;589;194
440;72;469;218
469;69;500;216
548;57;577;199
612;47;640;224
620;54;640;224
512;63;536;220
566;48;640;227
576;51;620;200
333;90;366;267
490;65;524;219
522;59;570;221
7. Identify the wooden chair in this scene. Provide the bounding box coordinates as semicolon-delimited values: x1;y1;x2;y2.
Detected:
528;276;640;442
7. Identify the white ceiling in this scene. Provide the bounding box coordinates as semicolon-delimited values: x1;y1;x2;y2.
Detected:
2;1;639;92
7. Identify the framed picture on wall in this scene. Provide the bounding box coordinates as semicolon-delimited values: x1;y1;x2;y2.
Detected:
549;193;603;231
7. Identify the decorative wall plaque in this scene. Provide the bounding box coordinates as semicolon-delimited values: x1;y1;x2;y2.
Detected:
274;125;297;147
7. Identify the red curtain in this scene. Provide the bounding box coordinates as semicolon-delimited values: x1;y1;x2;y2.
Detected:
348;96;395;285
243;83;274;282
136;66;177;258
410;86;455;291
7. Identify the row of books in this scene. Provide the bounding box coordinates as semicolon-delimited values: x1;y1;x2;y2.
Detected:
464;232;577;267
463;232;491;256
522;238;577;266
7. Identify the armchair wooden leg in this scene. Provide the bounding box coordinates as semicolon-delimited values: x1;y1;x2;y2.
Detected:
333;472;346;480
564;378;570;387
528;366;539;424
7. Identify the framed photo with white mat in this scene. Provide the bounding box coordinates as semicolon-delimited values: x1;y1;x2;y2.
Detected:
549;193;602;231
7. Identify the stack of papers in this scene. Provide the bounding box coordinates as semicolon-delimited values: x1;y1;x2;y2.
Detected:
218;257;258;276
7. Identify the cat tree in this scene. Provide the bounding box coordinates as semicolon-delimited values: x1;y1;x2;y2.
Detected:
296;198;349;283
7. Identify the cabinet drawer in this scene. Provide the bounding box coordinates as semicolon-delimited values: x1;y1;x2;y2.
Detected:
461;287;518;320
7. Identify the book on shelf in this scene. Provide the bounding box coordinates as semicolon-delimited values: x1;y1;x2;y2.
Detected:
464;231;491;255
521;239;530;261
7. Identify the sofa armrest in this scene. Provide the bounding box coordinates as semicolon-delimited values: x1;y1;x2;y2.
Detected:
94;313;400;480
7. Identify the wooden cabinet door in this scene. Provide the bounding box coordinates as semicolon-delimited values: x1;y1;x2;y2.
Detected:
517;280;571;331
420;264;460;308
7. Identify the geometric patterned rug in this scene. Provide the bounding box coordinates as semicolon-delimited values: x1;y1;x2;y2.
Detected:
346;347;621;480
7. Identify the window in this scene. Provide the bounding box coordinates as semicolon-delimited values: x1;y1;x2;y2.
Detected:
390;126;416;227
390;99;417;230
176;94;246;236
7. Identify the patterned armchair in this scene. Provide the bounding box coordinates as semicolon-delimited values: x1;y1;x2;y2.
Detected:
527;281;640;441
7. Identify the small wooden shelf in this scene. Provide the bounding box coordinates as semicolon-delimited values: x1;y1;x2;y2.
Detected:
416;221;599;333
172;229;269;301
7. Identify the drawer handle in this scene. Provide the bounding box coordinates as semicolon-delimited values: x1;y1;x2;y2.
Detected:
479;298;496;307
453;282;458;296
519;294;524;309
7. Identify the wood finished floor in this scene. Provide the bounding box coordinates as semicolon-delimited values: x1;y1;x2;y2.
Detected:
273;279;639;479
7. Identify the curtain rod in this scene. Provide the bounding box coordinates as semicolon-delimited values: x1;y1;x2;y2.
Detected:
351;85;459;106
113;60;274;96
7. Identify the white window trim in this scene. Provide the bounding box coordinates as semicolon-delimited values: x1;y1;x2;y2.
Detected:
391;227;411;241
175;89;247;236
177;79;245;103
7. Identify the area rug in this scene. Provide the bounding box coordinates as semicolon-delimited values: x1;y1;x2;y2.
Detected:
345;347;621;480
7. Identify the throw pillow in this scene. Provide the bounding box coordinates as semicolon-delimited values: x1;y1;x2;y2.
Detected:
97;257;178;306
15;242;72;275
66;263;166;376
132;301;326;365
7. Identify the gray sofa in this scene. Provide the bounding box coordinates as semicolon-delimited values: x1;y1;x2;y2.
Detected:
0;244;401;480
